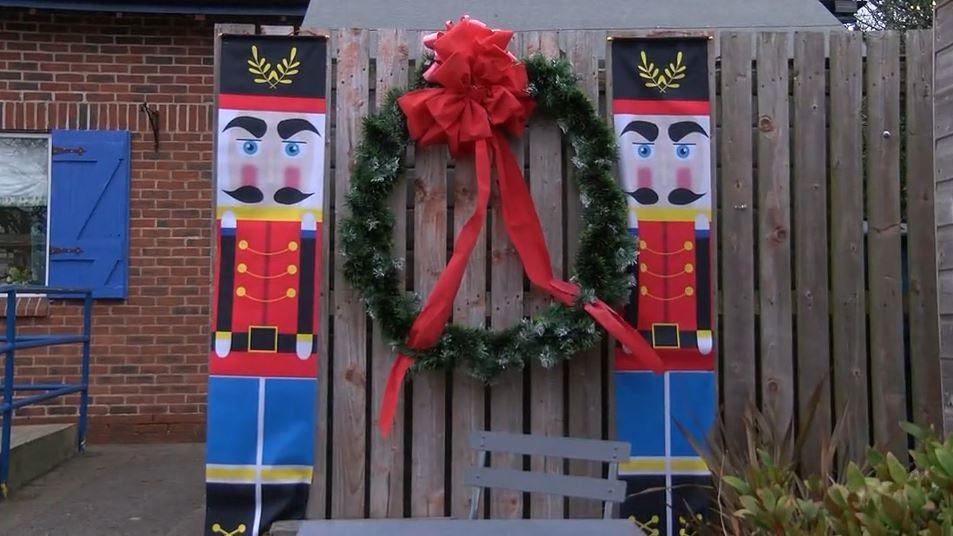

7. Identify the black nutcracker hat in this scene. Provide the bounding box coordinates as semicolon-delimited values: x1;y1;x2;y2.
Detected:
611;37;709;115
219;34;327;113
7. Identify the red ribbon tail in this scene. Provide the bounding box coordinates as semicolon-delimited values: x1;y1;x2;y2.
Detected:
583;300;665;374
378;354;413;437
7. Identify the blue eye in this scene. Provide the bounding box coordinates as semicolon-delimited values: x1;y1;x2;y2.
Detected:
635;143;653;159
675;144;692;159
284;142;302;157
241;140;259;155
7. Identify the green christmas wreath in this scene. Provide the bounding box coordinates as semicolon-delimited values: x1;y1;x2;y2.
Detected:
339;55;637;383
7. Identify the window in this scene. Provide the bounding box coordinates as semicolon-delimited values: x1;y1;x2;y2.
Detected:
0;133;50;286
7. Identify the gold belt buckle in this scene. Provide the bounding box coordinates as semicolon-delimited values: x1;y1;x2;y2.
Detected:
651;323;680;349
248;325;279;352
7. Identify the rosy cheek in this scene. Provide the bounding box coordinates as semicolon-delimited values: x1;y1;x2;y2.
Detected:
637;167;653;188
284;166;301;189
676;167;693;189
241;164;257;186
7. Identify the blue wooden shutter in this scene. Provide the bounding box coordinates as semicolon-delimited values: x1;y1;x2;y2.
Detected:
49;130;130;299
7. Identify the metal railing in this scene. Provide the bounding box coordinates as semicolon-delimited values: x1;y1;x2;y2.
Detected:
0;286;92;497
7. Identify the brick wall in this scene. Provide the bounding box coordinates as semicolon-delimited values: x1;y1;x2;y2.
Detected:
0;7;293;442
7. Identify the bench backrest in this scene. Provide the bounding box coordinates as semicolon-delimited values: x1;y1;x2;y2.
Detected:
464;431;631;520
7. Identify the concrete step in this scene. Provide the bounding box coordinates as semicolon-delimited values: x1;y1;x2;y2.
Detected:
6;423;78;495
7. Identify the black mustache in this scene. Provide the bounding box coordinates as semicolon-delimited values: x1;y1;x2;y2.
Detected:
668;188;706;205
223;185;314;205
274;187;314;205
624;187;706;206
223;185;264;204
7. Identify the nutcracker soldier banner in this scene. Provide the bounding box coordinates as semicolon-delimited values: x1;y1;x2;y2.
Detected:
611;36;715;535
205;34;326;536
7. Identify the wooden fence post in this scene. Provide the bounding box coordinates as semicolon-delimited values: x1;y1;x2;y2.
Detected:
331;27;369;519
906;29;944;432
369;28;408;519
755;32;794;441
719;31;756;445
525;30;566;520
829;31;869;464
793;31;831;474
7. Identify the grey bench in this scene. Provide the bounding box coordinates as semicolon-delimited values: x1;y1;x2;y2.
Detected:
271;432;640;535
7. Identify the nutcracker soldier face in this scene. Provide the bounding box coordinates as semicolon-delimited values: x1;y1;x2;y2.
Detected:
216;109;325;213
616;114;711;224
610;36;716;536
205;35;327;536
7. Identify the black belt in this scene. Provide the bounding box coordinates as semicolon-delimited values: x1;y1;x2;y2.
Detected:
640;326;698;350
211;331;317;354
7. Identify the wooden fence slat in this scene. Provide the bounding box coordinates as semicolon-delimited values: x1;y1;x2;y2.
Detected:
488;33;527;521
756;32;794;438
829;31;869;464
524;30;566;520
905;29;943;433
368;28;408;519
565;29;604;520
410;138;450;516
331;28;369;519
450;161;488;516
866;31;907;459
718;32;756;444
793;31;831;475
603;34;617;448
411;28;449;517
309;23;332;520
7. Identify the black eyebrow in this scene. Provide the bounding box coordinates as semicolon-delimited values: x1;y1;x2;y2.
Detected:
223;116;266;138
277;118;320;140
620;120;658;142
668;121;709;142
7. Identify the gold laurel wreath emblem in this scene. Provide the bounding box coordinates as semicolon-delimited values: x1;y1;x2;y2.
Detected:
247;45;300;89
637;50;687;93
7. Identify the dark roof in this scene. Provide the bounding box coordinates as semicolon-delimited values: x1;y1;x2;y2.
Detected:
0;0;308;16
304;0;842;31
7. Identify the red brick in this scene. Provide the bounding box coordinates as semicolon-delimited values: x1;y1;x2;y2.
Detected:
0;6;296;443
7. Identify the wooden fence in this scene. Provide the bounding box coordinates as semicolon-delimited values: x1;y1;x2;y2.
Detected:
220;26;943;520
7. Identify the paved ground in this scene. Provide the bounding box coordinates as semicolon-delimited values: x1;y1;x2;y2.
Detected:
0;443;205;536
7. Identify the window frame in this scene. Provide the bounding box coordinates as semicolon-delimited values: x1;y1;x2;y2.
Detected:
0;131;53;289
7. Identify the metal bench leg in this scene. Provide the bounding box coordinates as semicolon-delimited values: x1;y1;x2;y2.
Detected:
468;450;487;520
604;461;619;520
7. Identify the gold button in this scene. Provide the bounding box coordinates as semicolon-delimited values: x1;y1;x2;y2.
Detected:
286;288;297;298
639;240;647;250
237;263;247;273
288;241;298;252
640;286;648;296
236;286;246;297
685;286;694;296
684;241;693;251
640;263;647;273
287;265;298;275
238;240;248;250
685;263;693;273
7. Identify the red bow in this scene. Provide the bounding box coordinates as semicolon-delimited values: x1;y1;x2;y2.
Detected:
379;17;663;437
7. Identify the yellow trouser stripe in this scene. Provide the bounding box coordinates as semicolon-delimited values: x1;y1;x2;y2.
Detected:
619;458;709;474
205;465;313;483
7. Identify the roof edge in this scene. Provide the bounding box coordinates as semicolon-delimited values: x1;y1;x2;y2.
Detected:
0;1;306;16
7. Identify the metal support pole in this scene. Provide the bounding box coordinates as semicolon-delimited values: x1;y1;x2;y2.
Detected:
78;292;92;452
2;288;17;498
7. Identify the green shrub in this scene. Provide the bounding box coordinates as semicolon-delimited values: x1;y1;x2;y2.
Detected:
694;404;953;535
